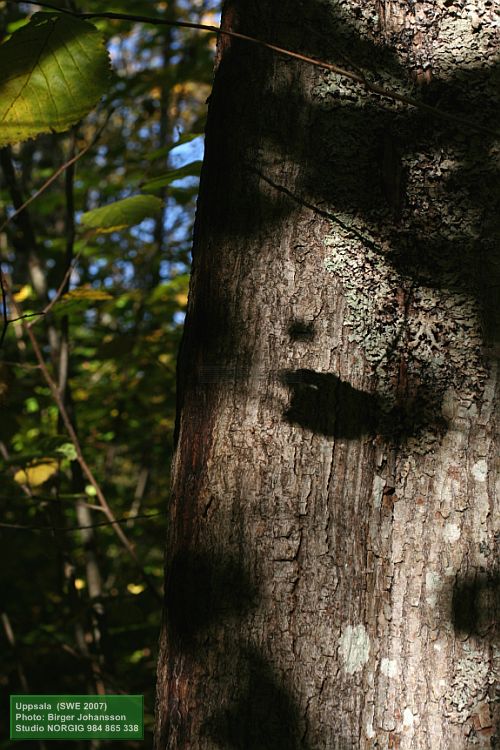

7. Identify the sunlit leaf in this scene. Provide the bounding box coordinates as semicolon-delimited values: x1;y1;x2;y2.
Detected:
14;459;58;487
55;442;78;461
128;649;148;664
0;13;111;147
175;293;188;307
127;583;145;595
80;195;163;233
13;285;32;303
61;287;113;302
25;397;39;413
73;388;90;402
6;18;31;35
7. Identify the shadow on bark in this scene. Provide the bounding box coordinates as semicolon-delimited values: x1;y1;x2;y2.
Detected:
280;368;448;441
165;549;258;650
288;319;317;343
449;572;499;745
451;571;499;640
164;551;326;747
202;647;313;750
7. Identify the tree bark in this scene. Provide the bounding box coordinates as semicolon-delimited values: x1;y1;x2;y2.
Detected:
155;1;499;748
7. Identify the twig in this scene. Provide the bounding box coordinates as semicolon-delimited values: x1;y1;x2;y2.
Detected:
8;312;44;323
6;0;498;137
0;511;163;532
1;248;81;343
1;612;29;693
0;141;94;237
27;250;82;326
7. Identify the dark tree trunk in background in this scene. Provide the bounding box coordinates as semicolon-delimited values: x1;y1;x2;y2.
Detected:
155;1;499;747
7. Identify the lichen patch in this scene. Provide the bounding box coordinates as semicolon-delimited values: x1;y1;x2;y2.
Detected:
338;624;371;674
472;459;488;482
380;657;398;678
443;522;461;543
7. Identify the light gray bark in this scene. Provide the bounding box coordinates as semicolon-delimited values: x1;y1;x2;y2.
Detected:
155;1;499;748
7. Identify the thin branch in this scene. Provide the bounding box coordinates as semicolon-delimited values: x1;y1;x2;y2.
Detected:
8;311;44;323
32;251;81;322
1;612;29;693
38;630;128;694
252;167;385;257
0;494;104;510
0;268;50;347
0;511;163;532
6;0;498;137
58;129;76;397
0;140;94;237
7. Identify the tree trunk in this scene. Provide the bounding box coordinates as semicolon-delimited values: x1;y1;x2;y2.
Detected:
155;1;499;748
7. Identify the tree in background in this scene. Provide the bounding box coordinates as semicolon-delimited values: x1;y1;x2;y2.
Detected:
155;0;498;748
0;1;214;746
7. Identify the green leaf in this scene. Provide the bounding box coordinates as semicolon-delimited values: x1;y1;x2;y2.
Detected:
141;161;203;192
0;12;110;147
80;195;164;233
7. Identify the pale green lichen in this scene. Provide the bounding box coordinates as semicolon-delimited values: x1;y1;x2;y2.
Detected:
380;657;398;678
471;459;488;482
324;233;485;387
445;644;495;722
443;522;461;543
338;624;371;674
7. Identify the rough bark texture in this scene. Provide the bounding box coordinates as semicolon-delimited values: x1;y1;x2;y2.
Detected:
155;1;499;748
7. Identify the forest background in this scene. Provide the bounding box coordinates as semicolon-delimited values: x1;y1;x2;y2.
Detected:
0;1;216;746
